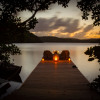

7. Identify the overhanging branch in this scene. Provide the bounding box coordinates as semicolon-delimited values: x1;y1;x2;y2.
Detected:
20;10;38;26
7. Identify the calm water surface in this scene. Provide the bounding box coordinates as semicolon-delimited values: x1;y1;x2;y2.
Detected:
1;43;100;99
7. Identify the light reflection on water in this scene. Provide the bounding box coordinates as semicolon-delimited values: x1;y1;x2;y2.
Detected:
1;43;100;99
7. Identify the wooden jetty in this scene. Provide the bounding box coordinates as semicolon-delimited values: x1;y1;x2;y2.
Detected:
3;60;100;100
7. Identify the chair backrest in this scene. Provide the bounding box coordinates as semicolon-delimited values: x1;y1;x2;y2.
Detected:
43;50;53;60
60;50;70;60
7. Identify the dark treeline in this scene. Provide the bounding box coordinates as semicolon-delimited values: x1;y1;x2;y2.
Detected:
40;36;100;43
0;33;99;43
0;30;42;43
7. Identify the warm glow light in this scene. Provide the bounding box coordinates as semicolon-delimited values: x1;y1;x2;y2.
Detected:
42;58;44;62
68;58;71;62
53;50;59;54
84;32;100;38
55;56;58;61
53;55;59;62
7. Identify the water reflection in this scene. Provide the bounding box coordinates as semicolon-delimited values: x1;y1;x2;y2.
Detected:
0;43;99;99
54;62;58;69
11;50;43;82
14;43;99;83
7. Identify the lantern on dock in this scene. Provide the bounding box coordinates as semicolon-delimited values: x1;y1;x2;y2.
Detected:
68;58;71;62
42;58;44;62
53;54;59;62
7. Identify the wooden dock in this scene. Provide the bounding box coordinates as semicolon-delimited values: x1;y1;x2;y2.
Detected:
3;60;100;100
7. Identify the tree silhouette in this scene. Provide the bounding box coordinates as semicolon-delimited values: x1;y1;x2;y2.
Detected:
85;45;100;92
77;0;100;26
0;0;99;30
0;44;21;63
0;0;99;63
0;0;70;30
0;0;100;93
85;45;100;63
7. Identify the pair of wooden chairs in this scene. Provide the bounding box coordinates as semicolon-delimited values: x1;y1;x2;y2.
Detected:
43;50;70;60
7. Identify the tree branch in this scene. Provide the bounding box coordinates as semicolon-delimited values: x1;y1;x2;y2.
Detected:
20;10;38;25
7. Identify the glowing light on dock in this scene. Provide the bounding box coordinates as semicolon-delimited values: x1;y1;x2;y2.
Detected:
53;50;59;54
68;58;71;62
54;56;58;61
42;58;44;62
53;55;59;62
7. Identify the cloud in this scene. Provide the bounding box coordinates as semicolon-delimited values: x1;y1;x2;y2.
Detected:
31;16;81;34
33;16;57;32
71;25;94;38
52;18;81;33
62;19;81;33
72;32;86;39
90;31;100;35
30;17;97;39
84;30;100;38
83;25;93;32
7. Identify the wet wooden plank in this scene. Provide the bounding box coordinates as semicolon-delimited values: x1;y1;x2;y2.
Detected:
3;60;100;100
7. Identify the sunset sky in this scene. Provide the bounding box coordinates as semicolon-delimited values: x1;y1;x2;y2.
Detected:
19;0;100;39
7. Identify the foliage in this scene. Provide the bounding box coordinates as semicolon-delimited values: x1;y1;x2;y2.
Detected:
0;15;21;43
89;75;100;93
0;0;99;30
0;44;21;63
0;0;99;64
0;0;70;29
0;0;99;43
77;0;100;26
85;45;100;93
85;45;100;63
0;24;42;43
0;10;42;43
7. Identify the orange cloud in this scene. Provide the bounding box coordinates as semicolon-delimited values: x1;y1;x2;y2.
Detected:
69;29;84;38
85;32;100;38
51;26;66;34
84;26;100;38
30;17;100;39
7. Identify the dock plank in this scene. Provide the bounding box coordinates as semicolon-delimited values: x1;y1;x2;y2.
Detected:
3;61;100;100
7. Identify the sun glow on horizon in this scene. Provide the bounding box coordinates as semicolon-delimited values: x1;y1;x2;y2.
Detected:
28;1;100;39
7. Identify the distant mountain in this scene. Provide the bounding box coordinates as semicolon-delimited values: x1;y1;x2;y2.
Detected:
39;36;100;43
20;32;42;43
0;31;42;43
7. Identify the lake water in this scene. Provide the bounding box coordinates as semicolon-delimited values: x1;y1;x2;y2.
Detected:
0;43;100;99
